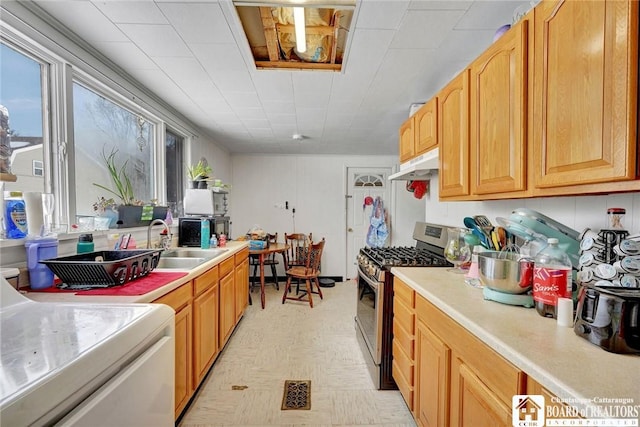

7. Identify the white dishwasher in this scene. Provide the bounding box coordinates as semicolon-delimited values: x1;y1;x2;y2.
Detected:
0;278;175;426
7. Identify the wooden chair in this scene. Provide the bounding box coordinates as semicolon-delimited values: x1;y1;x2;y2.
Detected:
249;233;279;292
282;238;325;308
284;232;312;294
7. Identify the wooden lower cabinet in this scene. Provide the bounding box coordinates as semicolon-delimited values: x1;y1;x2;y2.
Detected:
234;249;249;322
219;270;235;346
450;359;512;427
193;283;219;384
392;278;416;412
415;319;450;427
399;290;526;427
154;281;193;418
153;248;250;421
527;377;583;421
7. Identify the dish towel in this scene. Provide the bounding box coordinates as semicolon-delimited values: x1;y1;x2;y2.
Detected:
366;196;388;248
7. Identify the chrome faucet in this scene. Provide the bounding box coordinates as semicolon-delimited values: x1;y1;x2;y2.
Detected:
147;219;172;251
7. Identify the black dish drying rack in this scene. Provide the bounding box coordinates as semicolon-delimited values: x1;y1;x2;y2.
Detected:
41;249;162;290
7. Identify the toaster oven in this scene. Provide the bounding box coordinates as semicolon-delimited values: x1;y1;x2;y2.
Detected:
178;216;230;247
574;285;640;354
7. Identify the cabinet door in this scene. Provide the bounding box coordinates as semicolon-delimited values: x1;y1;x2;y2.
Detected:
193;284;219;384
470;19;528;195
416;321;450;427
399;117;416;163
439;70;470;198
173;305;193;418
450;358;511;427
533;0;638;187
235;258;249;321
415;98;438;156
219;272;235;346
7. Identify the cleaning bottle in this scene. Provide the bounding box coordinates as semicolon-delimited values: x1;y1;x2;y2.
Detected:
5;191;28;239
77;233;95;254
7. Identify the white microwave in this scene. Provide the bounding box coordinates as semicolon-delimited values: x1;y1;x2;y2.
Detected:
183;188;228;216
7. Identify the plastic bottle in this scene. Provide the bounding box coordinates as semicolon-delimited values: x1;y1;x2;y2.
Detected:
533;238;572;318
200;218;210;249
5;192;28;239
209;234;218;248
77;233;95;254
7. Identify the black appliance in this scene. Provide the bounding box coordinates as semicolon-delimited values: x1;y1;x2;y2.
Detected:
178;216;231;247
355;222;451;389
574;285;640;354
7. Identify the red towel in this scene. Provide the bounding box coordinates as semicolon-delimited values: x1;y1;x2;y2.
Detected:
26;271;188;296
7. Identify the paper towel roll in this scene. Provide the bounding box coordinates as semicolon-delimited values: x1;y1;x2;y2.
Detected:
557;297;574;327
23;191;43;236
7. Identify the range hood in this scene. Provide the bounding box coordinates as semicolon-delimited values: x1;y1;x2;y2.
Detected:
388;148;439;181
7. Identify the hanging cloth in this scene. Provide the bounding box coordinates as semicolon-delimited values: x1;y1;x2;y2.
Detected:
366;196;389;248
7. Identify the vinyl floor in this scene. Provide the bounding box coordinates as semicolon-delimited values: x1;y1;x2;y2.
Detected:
178;279;416;427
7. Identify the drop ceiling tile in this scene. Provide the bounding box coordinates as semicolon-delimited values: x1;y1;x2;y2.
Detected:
262;101;296;115
240;118;270;128
92;1;167;24
292;72;333;94
390;10;466;49
251;72;294;102
160;3;235;44
408;0;472;10
237;107;267;120
225;91;261;109
455;1;528;30
34;1;128;42
355;0;410;30
118;24;191;57
343;28;395;77
92;41;158;70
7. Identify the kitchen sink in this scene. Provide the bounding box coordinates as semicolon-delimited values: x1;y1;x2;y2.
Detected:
155;257;207;269
161;248;228;259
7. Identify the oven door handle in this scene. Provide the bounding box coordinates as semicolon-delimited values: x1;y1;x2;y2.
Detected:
357;264;380;289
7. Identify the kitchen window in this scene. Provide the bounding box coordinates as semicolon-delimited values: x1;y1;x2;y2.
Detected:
72;80;156;216
1;18;193;236
0;41;47;193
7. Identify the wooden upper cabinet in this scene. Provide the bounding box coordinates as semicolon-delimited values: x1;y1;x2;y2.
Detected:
533;0;639;188
470;19;528;195
399;117;416;163
439;70;470;198
415;98;438;156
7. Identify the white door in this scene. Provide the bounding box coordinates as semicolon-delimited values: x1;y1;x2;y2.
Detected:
345;167;392;280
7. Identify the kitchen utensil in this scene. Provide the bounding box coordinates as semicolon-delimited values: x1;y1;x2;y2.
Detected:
495;216;551;259
463;217;491;249
464;232;481;247
477;250;534;294
474;215;494;242
490;230;501;251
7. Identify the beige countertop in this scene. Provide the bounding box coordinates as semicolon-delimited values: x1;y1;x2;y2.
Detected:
24;241;249;304
391;267;640;413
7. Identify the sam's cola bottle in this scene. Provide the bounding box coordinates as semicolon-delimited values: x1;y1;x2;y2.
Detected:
533;238;572;318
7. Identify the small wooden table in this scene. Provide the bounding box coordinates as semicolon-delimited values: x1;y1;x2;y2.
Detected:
249;243;288;309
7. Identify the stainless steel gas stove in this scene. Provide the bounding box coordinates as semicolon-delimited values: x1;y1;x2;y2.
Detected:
355;222;452;389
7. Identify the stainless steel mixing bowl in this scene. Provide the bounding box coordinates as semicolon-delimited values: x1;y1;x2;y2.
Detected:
477;251;534;294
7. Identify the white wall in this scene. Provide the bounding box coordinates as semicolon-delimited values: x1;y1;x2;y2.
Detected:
230;154;425;279
189;137;232;185
423;173;640;235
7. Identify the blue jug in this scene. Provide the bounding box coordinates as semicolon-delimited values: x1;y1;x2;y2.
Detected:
25;237;58;289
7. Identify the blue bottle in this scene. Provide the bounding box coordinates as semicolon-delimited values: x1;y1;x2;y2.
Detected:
200;218;210;249
5;192;28;239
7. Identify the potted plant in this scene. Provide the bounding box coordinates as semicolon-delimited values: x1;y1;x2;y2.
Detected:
93;196;118;229
93;147;167;228
187;160;212;189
